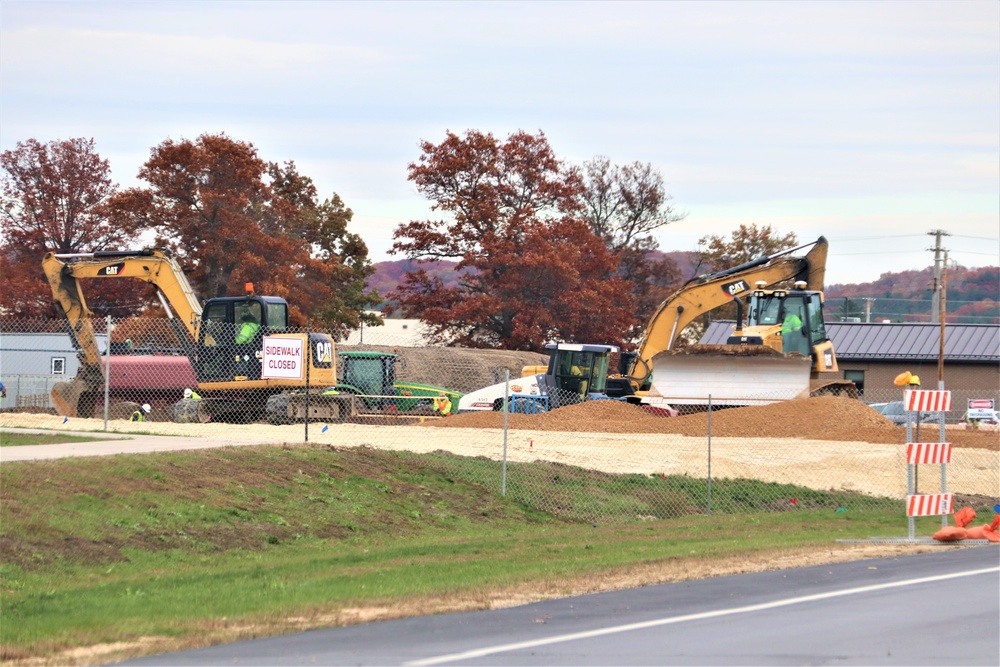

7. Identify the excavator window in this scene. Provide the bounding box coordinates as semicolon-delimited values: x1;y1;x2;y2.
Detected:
752;295;782;325
235;302;263;328
548;350;612;398
201;302;228;348
780;298;810;357
266;302;288;330
805;293;827;345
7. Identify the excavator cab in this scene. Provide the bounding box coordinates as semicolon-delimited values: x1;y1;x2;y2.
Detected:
195;295;290;382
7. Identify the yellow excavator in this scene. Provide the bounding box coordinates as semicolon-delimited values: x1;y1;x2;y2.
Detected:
607;236;856;406
42;249;349;422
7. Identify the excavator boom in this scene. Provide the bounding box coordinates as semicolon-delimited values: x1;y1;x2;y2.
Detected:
626;236;829;388
42;250;203;416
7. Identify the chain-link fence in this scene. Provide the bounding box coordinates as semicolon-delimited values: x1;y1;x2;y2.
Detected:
2;316;997;525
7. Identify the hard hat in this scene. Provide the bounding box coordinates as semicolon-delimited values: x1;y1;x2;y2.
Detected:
908;375;921;386
183;388;193;399
893;371;912;387
142;403;152;413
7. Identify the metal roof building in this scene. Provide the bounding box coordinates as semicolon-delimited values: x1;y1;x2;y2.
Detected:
700;322;1000;363
699;321;999;411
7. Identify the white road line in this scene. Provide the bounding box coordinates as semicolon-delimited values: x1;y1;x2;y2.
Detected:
405;566;999;666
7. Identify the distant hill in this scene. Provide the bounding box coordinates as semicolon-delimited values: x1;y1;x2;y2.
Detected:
825;265;998;324
368;258;998;324
368;252;702;309
367;259;464;302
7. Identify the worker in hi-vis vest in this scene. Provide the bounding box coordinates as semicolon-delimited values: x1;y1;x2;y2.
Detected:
433;392;453;417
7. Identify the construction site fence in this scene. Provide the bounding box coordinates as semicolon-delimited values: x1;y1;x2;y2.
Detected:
1;316;998;527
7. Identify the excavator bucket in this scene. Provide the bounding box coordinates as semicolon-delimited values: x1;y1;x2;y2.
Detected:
50;378;87;418
648;344;812;407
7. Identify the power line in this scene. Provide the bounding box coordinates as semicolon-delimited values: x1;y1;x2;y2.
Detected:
950;234;1000;241
831;250;934;256
948;250;1000;257
833;234;927;242
826;297;993;304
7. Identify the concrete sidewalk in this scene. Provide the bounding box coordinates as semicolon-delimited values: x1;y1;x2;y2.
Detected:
0;427;299;462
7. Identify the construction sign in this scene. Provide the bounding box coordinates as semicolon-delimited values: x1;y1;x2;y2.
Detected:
262;336;304;380
967;399;995;420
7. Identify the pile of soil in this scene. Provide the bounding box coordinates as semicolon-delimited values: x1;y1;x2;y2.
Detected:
341;344;544;395
429;396;998;450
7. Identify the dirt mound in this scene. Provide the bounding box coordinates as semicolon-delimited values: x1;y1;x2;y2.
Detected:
339;344;544;395
430;396;998;449
434;399;662;433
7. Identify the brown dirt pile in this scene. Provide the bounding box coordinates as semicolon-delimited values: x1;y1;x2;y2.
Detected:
430;396;999;450
343;344;544;395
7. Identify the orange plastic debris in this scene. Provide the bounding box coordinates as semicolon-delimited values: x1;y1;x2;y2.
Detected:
933;512;1000;543
967;522;1000;543
953;507;976;528
932;526;968;542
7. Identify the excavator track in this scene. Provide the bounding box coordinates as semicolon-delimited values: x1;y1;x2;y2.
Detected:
809;378;859;399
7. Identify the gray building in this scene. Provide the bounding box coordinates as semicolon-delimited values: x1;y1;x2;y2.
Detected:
0;332;107;409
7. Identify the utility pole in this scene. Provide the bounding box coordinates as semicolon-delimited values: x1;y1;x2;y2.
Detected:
862;298;876;323
928;230;950;323
938;251;949;388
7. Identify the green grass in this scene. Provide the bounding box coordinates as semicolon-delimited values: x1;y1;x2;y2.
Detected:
0;431;110;447
0;443;941;663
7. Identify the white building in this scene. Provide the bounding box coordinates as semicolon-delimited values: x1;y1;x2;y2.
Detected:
342;313;434;347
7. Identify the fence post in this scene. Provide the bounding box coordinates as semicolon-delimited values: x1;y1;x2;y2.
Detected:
707;394;713;515
103;315;111;431
304;322;311;443
502;369;510;496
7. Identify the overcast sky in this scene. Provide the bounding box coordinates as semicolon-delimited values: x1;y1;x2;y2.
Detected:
2;0;998;285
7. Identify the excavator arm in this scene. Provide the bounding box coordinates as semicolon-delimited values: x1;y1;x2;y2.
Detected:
626;237;828;388
41;249;203;416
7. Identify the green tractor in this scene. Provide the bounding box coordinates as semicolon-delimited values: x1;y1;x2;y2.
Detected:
335;351;462;412
265;350;462;423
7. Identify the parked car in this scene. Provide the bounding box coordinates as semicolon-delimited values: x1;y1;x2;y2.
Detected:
868;401;942;426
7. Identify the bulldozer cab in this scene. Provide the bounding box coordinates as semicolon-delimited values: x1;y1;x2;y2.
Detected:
747;289;829;359
196;295;289;382
543;343;617;406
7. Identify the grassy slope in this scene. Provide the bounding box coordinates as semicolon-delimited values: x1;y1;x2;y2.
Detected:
0;444;932;664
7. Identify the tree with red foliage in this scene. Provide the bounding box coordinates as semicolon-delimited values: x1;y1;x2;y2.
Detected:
0;138;146;317
389;129;633;350
112;134;378;333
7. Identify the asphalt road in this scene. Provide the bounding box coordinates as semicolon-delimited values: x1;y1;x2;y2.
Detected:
121;546;999;666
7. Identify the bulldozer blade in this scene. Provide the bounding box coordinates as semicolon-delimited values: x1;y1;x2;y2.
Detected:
649;346;812;406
